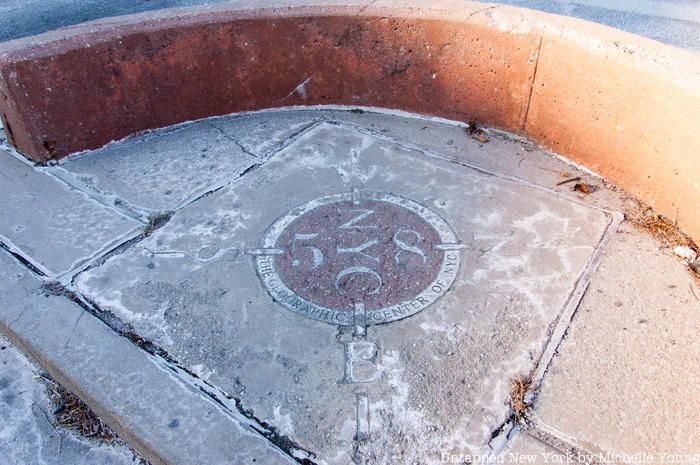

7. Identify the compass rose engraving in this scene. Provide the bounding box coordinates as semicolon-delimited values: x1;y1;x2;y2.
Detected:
251;190;462;325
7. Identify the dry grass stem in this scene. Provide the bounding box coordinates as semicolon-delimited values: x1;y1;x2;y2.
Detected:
44;379;115;442
509;374;533;422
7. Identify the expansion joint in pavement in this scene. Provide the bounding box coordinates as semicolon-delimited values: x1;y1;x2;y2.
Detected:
34;264;319;464
0;240;47;277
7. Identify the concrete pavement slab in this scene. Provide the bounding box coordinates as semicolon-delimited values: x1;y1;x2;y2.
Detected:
209;110;324;158
0;333;145;465
1;0;698;52
323;108;628;214
54;121;259;215
503;432;562;464
0;150;142;277
441;430;561;464
0;249;296;465
75;120;614;463
530;222;700;458
6;108;695;464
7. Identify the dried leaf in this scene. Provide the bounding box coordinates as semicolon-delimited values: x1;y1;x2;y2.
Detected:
44;377;115;440
574;182;590;194
509;374;533;422
474;132;489;143
465;119;490;143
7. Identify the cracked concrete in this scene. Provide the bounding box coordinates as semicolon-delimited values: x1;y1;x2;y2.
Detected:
72;115;612;462
1;108;699;465
52;121;257;215
0;152;142;277
520;35;544;131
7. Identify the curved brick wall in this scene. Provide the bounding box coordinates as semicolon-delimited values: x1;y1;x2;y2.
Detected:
0;0;698;240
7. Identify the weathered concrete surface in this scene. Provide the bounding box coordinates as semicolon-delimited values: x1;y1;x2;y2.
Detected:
440;430;561;464
2;108;698;465
0;150;141;276
531;222;700;457
0;334;144;465
55;122;255;215
504;432;561;463
475;0;700;52
53;112;323;215
1;2;699;247
0;250;296;465
209;110;323;158
75;121;612;463
0;0;216;43
522;12;700;247
324;109;627;214
0;1;541;160
1;0;697;52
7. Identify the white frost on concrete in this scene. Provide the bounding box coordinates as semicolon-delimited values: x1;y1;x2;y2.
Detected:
272;405;296;436
0;150;142;278
69;110;616;463
53;122;258;214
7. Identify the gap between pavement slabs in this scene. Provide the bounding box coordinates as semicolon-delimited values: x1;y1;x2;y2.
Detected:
0;108;699;464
